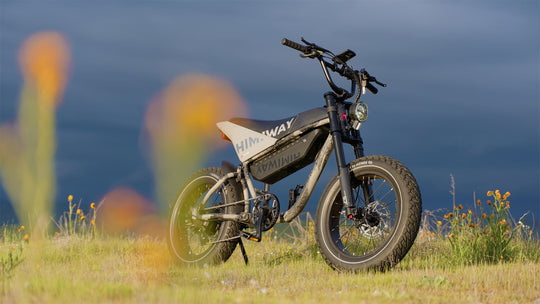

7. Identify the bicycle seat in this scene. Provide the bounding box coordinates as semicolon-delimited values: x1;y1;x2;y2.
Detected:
229;107;328;140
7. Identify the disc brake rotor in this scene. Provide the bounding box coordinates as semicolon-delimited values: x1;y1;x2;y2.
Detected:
358;201;390;239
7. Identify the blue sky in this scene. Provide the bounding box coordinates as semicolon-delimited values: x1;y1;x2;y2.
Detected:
1;1;538;225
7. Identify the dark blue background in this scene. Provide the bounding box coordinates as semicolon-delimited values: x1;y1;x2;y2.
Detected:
1;1;538;227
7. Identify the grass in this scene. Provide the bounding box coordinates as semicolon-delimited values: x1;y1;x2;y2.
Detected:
1;214;539;304
1;190;539;303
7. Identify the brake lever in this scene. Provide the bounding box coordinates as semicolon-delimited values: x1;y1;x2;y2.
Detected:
360;69;387;88
372;78;387;87
300;50;318;59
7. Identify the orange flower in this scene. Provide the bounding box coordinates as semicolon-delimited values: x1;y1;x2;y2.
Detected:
468;209;472;215
477;200;481;206
76;209;82;215
68;195;73;203
487;191;494;196
24;234;29;242
437;221;442;226
90;202;96;209
503;192;511;200
482;213;487;219
80;215;86;221
458;204;463;210
18;31;71;107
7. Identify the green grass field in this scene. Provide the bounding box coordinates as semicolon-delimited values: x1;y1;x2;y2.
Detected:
1;216;539;304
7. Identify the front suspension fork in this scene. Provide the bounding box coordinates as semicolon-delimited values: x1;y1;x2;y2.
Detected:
325;92;355;216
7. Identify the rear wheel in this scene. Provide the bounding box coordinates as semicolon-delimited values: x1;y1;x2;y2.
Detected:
315;155;421;271
168;167;242;265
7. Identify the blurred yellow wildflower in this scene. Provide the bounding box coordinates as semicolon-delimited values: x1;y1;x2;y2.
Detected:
437;221;442;226
0;32;70;235
90;202;96;209
144;74;247;210
487;191;493;196
18;31;71;106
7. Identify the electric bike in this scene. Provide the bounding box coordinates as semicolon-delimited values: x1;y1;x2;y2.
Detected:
168;38;422;271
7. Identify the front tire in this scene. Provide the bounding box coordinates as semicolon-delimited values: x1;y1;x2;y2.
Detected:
315;155;421;271
168;167;242;266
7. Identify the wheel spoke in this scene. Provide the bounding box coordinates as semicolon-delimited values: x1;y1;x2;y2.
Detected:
326;174;400;258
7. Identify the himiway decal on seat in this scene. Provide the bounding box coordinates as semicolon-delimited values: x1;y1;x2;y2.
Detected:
262;118;295;137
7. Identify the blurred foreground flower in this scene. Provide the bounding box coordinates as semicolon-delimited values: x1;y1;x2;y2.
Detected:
143;74;247;210
0;32;70;236
96;187;164;237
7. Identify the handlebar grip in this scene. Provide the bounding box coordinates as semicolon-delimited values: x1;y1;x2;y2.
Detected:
366;82;378;94
281;38;309;53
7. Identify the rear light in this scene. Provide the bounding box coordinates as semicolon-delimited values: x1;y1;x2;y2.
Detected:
220;131;231;142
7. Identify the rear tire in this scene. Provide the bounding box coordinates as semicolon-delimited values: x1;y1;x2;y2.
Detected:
168;167;242;266
315;155;421;271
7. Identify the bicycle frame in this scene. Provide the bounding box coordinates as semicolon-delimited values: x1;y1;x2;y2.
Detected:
197;92;366;224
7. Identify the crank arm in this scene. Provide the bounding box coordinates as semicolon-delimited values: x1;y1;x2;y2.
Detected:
197;213;242;221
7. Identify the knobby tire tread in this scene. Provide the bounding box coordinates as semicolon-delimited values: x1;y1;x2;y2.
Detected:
168;167;242;266
315;155;422;272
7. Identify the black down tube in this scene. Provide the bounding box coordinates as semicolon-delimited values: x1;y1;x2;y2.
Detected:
324;92;355;216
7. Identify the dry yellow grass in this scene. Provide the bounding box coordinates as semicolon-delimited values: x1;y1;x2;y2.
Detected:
1;233;538;304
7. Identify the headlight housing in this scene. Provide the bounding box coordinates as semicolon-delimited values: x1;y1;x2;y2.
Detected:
349;101;368;130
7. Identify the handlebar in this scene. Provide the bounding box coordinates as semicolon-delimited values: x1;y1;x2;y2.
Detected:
281;37;387;101
281;38;310;54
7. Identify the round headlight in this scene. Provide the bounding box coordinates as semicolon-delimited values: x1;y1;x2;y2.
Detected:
350;101;368;122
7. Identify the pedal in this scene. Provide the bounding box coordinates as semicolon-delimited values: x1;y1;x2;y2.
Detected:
289;185;304;209
241;231;261;242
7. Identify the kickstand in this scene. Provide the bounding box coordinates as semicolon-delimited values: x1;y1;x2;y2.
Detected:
238;238;249;265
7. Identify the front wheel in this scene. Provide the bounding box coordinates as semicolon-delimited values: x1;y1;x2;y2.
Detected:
168;167;242;266
315;155;422;271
